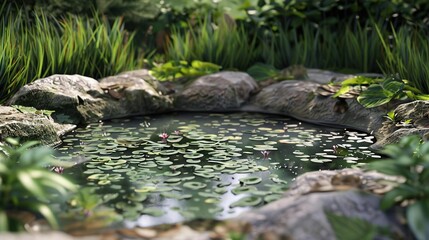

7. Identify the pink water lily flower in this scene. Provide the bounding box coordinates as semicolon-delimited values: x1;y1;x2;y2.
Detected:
261;150;270;159
173;130;182;135
159;132;169;142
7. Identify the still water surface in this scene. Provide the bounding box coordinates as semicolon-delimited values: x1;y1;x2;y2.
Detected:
56;112;379;227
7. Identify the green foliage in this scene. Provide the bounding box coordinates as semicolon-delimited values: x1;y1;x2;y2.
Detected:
326;212;380;240
357;76;405;108
367;135;429;240
166;18;260;71
246;63;279;81
149;60;221;81
0;138;76;231
0;3;143;103
333;75;428;108
376;25;429;94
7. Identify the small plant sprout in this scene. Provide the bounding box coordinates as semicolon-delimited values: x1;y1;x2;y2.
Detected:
261;150;270;159
159;132;169;142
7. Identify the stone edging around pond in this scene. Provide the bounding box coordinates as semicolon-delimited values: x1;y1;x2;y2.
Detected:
2;68;429;148
0;69;424;239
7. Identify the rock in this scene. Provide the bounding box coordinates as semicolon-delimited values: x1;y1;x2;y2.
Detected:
0;106;75;146
372;100;429;149
306;68;351;84
175;71;258;111
237;169;408;240
99;69;173;116
7;74;120;124
245;81;385;135
8;71;173;125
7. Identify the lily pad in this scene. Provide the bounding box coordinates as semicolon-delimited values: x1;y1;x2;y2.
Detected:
183;181;207;190
231;186;257;195
142;207;166;217
239;177;262;185
230;196;262;208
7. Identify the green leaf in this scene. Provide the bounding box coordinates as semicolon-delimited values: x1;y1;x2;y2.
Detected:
326;212;378;240
332;85;351;98
415;94;429;100
29;170;77;191
30;204;59;229
341;76;377;86
407;200;429;240
191;60;221;71
246;63;279;81
0;211;8;232
17;170;47;201
380;187;419;210
381;79;404;98
357;84;392;108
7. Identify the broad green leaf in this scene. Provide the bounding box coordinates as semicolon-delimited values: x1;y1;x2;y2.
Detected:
332;85;350;98
341;76;377;86
381;79;404;98
326;212;378;240
407;200;429;240
29;170;76;191
357;84;392;108
0;211;8;232
17;171;47;201
246;63;279;81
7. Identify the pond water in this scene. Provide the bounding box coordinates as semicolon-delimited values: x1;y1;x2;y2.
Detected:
56;112;380;227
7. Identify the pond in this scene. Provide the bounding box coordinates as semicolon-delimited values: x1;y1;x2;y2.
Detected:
56;112;380;227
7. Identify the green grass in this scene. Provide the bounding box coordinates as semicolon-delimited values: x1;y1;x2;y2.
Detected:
166;18;261;71
377;26;429;94
0;3;143;103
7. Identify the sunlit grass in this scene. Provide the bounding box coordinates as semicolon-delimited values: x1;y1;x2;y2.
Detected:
0;3;143;103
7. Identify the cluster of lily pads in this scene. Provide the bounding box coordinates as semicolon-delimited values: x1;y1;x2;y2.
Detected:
56;113;379;226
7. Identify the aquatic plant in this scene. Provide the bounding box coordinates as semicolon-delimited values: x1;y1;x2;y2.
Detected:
56;113;378;223
260;150;270;159
0;138;76;231
367;135;429;240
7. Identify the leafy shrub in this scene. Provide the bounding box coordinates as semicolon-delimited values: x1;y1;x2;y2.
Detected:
149;60;221;81
0;138;76;231
367;135;429;240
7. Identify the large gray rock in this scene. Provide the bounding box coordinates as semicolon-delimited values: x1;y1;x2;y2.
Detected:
8;71;173;125
0;106;75;146
7;74;120;124
174;71;258;111
237;169;408;240
245;81;385;135
99;69;173;116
